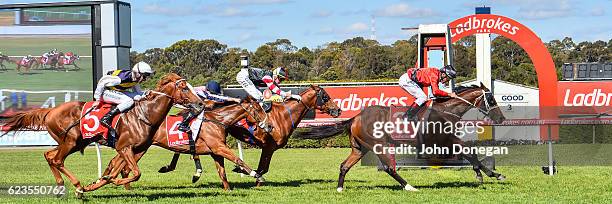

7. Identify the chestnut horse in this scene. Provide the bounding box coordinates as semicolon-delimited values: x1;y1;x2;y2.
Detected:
15;57;37;74
295;83;507;192
1;73;204;198
158;85;342;186
92;97;268;191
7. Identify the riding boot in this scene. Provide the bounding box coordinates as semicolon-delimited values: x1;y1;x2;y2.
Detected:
403;103;423;120
101;106;120;146
178;111;197;133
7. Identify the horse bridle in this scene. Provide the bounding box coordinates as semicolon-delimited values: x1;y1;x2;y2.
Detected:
445;90;499;118
137;79;201;125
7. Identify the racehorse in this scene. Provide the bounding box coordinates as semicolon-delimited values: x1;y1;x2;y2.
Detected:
88;97;268;191
36;52;62;70
15;57;37;74
1;73;205;198
294;83;507;192
158;85;342;186
57;52;81;71
0;54;12;71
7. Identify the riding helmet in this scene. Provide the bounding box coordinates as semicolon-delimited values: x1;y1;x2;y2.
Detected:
206;80;222;94
441;65;457;79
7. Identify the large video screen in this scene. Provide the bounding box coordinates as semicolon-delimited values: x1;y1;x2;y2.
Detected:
0;6;93;115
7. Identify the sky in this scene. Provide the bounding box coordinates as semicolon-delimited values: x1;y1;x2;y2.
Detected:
1;0;610;52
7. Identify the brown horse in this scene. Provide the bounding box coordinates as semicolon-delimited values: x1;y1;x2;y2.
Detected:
158;85;342;186
92;97;268;191
0;54;11;71
1;73;204;198
57;54;80;71
15;57;37;74
295;83;507;192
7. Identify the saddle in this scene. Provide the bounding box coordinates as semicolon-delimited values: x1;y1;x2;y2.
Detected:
80;101;122;144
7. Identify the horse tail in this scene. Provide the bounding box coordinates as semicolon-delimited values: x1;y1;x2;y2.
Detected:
1;108;51;136
293;118;354;140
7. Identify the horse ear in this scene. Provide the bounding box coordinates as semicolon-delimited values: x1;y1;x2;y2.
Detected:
480;82;485;88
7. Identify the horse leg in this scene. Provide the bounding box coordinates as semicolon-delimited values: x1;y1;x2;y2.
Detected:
212;154;230;191
254;147;275;187
159;152;181;173
112;146;142;185
375;152;417;191
85;154;127;192
337;147;368;192
120;151;146;190
192;155;203;183
52;143;88;198
44;147;64;187
461;153;505;181
210;143;264;184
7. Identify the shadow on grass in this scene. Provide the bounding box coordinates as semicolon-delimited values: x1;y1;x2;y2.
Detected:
88;190;246;201
349;180;510;191
135;178;368;191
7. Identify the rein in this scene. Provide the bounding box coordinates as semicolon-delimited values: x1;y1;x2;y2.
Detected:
442;90;499;119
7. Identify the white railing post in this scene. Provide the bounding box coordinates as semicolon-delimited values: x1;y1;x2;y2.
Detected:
237;141;245;177
65;92;71;103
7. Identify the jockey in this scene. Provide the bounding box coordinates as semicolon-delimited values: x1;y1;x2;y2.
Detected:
399;65;458;119
93;61;154;139
236;66;290;111
177;80;240;133
21;55;33;64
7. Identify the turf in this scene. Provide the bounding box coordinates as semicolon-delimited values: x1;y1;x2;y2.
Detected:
0;147;610;203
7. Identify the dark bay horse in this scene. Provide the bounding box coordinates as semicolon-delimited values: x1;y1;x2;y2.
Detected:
1;73;204;198
158;85;342;186
94;97;268;191
295;83;507;192
0;54;11;71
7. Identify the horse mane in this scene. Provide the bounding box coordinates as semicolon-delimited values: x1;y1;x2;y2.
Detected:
155;73;182;90
432;85;481;103
453;85;480;94
213;100;238;108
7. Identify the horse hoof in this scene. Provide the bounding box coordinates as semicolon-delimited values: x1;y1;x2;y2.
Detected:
496;175;506;181
336;187;343;193
477;176;484;184
75;188;84;199
404;184;418;192
158;166;171;173
192;175;201;183
231;166;242;174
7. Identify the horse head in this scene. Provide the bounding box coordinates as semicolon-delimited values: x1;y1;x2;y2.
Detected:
450;82;506;124
153;73;204;112
301;85;342;118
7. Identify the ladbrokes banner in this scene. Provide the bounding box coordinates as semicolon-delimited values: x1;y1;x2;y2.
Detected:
318;85;416;119
558;81;612;115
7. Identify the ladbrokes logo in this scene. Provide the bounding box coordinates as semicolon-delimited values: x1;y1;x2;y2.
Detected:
333;93;409;111
451;16;520;37
563;89;612;106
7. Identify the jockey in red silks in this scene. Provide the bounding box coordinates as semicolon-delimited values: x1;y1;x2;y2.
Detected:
399;65;458;119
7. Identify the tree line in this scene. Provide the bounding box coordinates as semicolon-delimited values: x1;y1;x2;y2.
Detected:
130;36;612;89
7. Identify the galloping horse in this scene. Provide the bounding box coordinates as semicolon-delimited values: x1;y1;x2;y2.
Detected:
15;57;37;74
295;83;507;192
90;97;268;191
37;52;62;70
57;52;80;71
0;54;12;71
158;85;342;186
1;73;204;198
